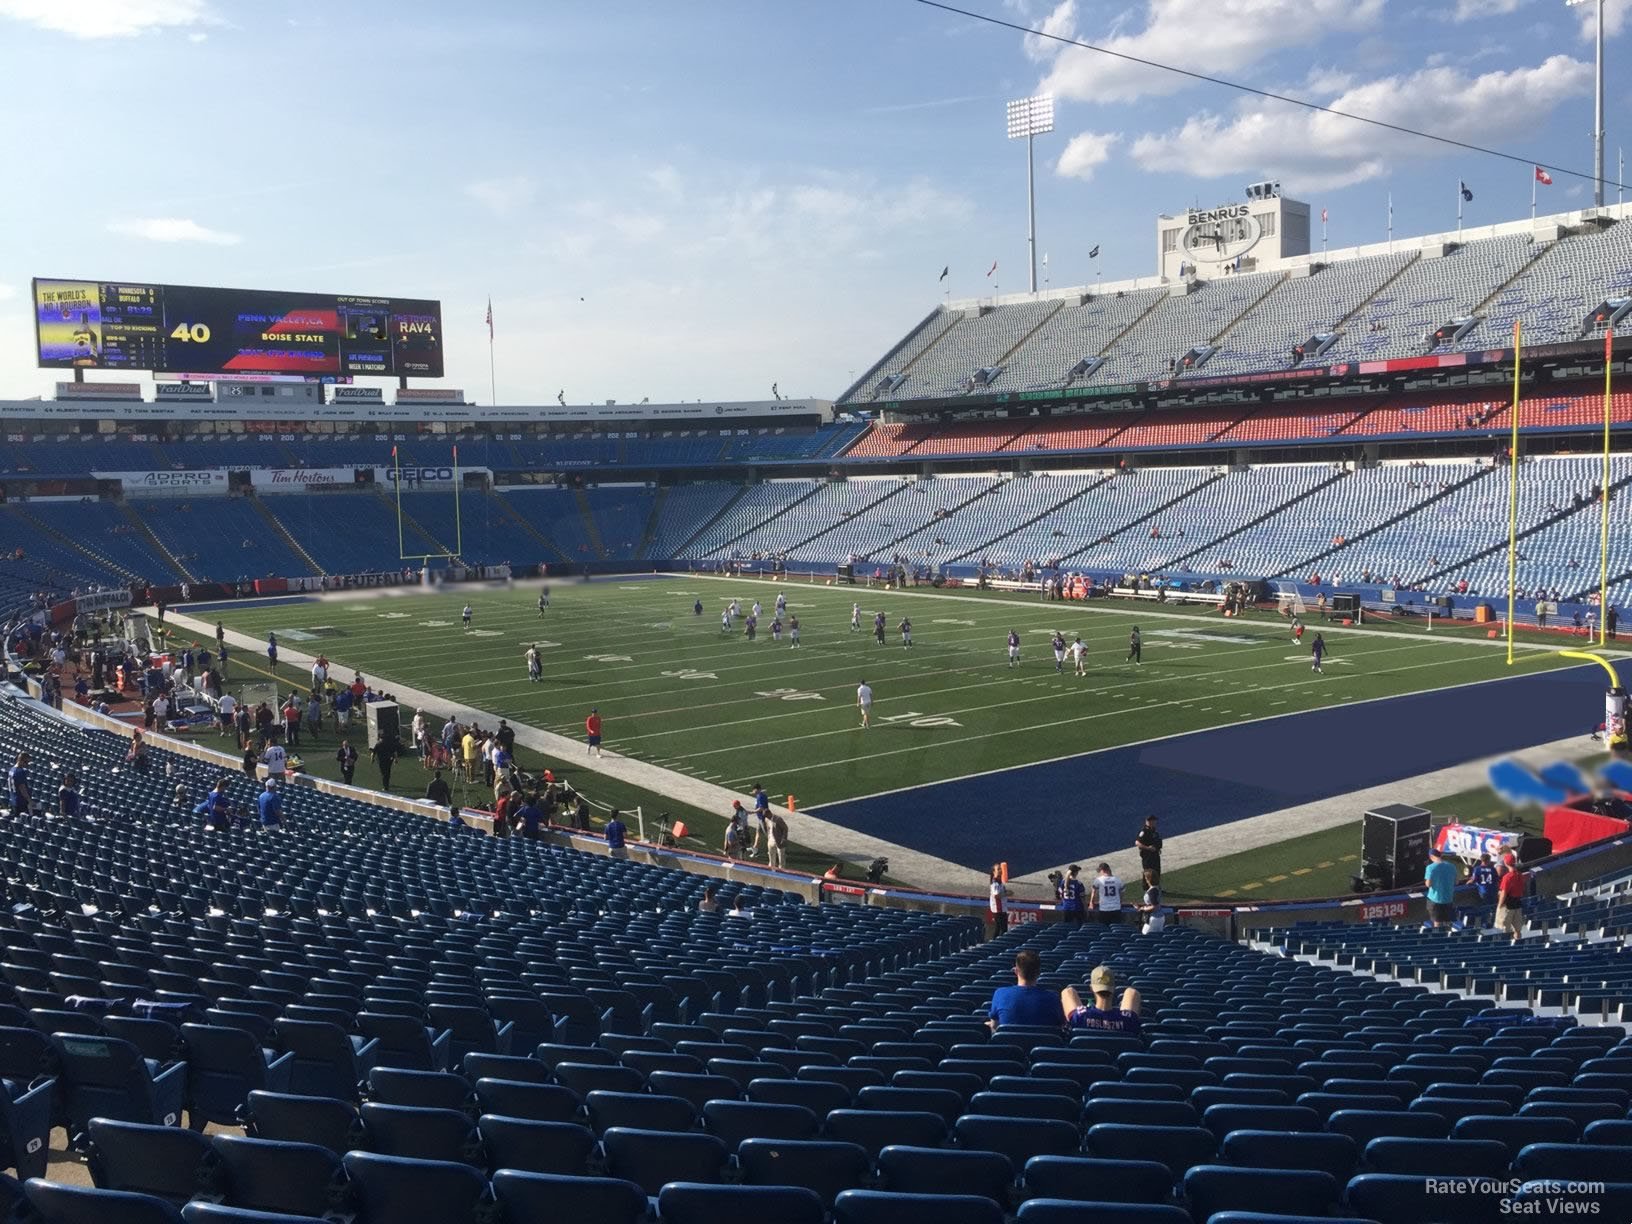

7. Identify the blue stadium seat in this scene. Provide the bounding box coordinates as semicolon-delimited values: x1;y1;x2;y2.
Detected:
179;1025;293;1129
356;1014;451;1072
85;1119;213;1206
586;1090;696;1135
876;1144;1014;1200
967;1091;1080;1123
645;1071;739;1111
1015;1204;1190;1224
366;1068;472;1112
0;1067;52;1179
1022;1154;1171;1204
52;1034;186;1146
658;1182;825;1224
1219;1129;1356;1180
21;1180;183;1224
855;1085;966;1125
1513;1141;1632;1181
601;1127;730;1196
273;1021;378;1102
472;1077;579;1125
1326;1109;1448;1146
358;1102;480;1164
1347;1171;1508;1224
476;1115;595;1176
745;1077;852;1113
462;1053;549;1085
341;1152;491;1224
1083;1123;1215;1179
180;1206;330;1224
1451;1113;1578;1157
490;1170;646;1224
426;1005;513;1064
241;1091;365;1156
701;1099;818;1145
1363;1136;1511;1176
833;1189;1006;1224
737;1138;872;1206
1082;1098;1199;1128
826;1109;947;1156
209;1135;343;1218
1510;1181;1632;1220
1183;1165;1338;1220
1201;1103;1320;1140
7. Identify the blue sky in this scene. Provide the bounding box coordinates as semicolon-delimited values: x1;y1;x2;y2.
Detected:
0;0;1624;404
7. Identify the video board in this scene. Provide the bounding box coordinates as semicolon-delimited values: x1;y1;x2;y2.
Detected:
33;278;443;378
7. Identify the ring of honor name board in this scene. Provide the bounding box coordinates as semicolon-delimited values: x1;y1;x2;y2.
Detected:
33;278;444;378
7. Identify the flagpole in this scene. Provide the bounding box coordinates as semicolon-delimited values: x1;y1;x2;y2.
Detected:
1532;170;1537;221
485;297;497;407
1600;327;1613;646
1322;210;1328;257
1506;319;1522;666
1387;191;1393;252
1457;182;1463;239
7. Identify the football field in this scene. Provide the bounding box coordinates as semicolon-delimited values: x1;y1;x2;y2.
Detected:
200;575;1605;886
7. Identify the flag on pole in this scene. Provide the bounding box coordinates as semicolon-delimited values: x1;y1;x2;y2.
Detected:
938;265;948;282
391;445;398;458
1534;166;1553;186
485;298;494;339
986;260;998;277
1088;245;1100;259
1459;181;1474;202
1320;208;1328;224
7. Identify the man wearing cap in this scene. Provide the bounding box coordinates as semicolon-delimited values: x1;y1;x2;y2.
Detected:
256;779;283;830
1423;847;1459;930
987;949;1063;1031
1062;967;1142;1033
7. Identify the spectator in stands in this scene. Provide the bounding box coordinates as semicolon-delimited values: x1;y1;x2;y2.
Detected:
126;731;149;776
425;770;451;809
698;883;720;913
335;739;358;786
1136;871;1164;933
987;948;1062;1030
56;771;80;818
1055;865;1085;924
1423;848;1459;930
198;779;233;831
1063;966;1142;1032
1495;854;1527;943
1135;814;1162;882
261;737;287;784
515;792;544;839
604;809;628;858
257;779;282;830
1468;852;1499;923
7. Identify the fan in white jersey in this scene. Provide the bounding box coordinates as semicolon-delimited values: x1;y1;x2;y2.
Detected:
1070;635;1087;676
1092;862;1124;925
856;679;873;728
851;603;861;632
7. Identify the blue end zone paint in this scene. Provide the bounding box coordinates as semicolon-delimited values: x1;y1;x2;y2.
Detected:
179;597;317;613
811;664;1606;876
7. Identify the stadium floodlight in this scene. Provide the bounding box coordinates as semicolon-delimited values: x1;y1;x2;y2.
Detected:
1006;94;1054;294
1566;0;1606;208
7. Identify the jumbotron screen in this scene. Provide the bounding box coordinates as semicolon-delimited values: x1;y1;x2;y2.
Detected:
32;278;444;378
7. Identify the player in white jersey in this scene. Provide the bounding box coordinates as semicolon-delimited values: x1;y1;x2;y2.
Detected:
1051;632;1066;673
851;603;861;632
720;609;732;634
729;599;740;622
525;645;542;683
1007;630;1021;667
461;605;473;630
775;593;787;616
856;679;873;728
1071;635;1087;676
751;600;762;621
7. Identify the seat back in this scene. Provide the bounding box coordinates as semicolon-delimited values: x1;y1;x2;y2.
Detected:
210;1133;344;1218
833;1189;1005;1224
876;1144;1014;1200
242;1090;365;1156
359;1102;482;1165
601;1126;730;1197
490;1169;646;1224
737;1138;873;1207
1021;1154;1171;1204
21;1180;184;1224
476;1115;595;1177
342;1151;491;1224
658;1182;825;1224
85;1118;214;1206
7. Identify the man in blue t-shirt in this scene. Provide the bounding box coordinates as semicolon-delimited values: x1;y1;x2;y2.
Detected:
987;949;1063;1030
1424;847;1459;929
1063;965;1142;1033
515;794;544;839
604;811;628;859
7;750;31;814
256;779;282;829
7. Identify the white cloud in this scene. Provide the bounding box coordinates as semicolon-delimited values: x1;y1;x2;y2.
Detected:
187;30;206;42
1129;54;1591;190
0;0;212;37
464;176;537;217
1022;0;1076;63
1055;131;1118;180
1576;0;1630;39
1452;0;1524;20
107;217;241;245
0;285;15;301
1035;0;1386;104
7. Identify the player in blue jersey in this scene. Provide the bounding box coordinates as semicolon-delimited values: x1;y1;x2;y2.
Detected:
1007;629;1021;667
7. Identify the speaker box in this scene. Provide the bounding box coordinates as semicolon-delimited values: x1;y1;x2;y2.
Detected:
365;701;400;749
1361;803;1432;891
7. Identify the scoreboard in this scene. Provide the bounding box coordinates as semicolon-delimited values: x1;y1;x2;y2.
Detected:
33;278;444;379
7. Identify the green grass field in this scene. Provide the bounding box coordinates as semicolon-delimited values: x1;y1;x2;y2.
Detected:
200;577;1581;821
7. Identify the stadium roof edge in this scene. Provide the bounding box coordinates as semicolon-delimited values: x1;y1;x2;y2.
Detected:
946;199;1632;312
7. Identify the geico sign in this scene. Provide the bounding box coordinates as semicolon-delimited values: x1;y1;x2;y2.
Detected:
386;467;456;484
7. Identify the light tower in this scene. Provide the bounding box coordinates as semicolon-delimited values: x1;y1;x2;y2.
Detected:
1006;94;1054;293
1566;0;1607;208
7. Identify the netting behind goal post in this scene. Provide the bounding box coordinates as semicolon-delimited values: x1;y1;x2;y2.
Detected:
1273;581;1306;616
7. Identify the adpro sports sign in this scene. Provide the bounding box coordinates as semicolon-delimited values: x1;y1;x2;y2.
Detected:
91;469;228;496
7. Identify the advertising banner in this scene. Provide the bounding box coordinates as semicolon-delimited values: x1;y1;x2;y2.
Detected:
91;469;229;496
250;467;356;492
